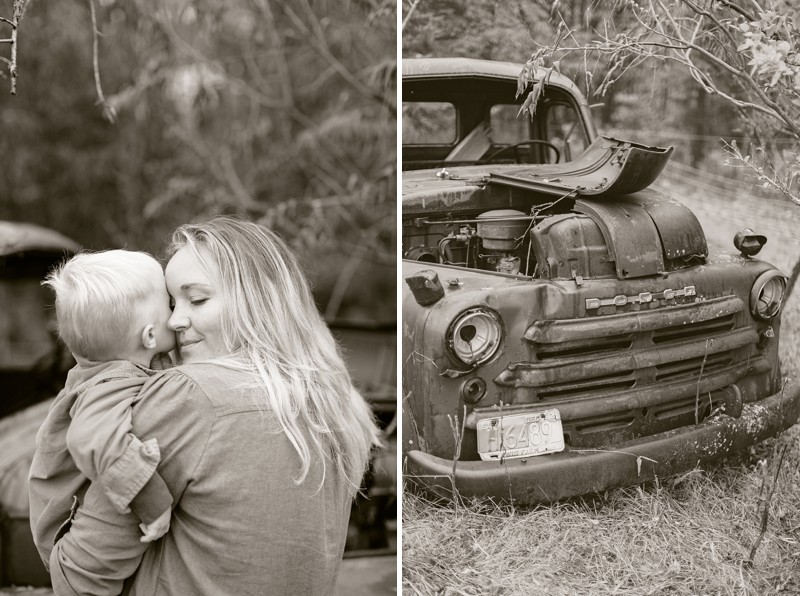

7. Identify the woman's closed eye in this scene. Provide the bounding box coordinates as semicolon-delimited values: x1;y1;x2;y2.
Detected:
190;297;209;306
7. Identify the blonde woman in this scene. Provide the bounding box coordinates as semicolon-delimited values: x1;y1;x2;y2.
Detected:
47;217;381;595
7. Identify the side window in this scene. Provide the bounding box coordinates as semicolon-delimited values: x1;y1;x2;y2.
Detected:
489;104;529;144
545;102;588;162
402;102;456;145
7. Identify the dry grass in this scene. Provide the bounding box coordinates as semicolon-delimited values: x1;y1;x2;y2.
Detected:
402;214;800;595
403;448;800;595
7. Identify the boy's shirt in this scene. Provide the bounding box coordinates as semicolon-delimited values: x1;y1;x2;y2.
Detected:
28;360;172;568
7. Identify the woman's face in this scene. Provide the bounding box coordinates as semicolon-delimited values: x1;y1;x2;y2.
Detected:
165;246;228;363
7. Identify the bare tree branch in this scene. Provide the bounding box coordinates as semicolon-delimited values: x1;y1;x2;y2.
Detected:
716;0;757;22
8;0;26;94
542;1;800;136
89;0;115;121
251;1;291;105
279;0;393;111
402;0;422;31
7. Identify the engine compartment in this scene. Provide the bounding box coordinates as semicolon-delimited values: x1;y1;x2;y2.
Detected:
403;190;708;281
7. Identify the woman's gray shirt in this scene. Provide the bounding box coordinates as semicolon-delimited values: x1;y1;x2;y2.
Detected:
49;362;354;596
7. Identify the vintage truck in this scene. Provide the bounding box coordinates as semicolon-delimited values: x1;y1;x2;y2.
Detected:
401;57;800;505
0;220;396;589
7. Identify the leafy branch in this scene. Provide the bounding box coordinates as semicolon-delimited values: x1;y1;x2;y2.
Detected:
724;140;800;206
523;0;800;206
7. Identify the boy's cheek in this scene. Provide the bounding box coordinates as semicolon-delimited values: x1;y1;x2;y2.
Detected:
159;329;178;353
166;333;178;353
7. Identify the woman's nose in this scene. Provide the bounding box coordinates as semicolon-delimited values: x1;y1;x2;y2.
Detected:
168;308;189;331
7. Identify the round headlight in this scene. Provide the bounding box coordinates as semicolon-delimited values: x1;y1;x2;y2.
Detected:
448;308;502;365
750;270;787;320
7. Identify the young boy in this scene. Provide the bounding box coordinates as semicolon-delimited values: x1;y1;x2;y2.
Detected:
28;249;176;568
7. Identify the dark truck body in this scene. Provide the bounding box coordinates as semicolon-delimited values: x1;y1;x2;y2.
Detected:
401;58;799;505
0;221;78;586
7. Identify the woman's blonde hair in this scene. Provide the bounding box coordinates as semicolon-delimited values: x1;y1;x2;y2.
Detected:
43;250;165;361
168;217;381;491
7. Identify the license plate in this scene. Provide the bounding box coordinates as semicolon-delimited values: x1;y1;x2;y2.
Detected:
477;408;565;461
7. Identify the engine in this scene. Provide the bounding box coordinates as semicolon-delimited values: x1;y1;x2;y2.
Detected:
406;209;534;275
403;194;709;281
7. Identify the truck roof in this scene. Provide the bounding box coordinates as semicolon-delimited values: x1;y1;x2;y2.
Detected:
402;57;583;96
0;221;80;257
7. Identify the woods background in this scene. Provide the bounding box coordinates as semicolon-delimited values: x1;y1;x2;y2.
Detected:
0;0;396;322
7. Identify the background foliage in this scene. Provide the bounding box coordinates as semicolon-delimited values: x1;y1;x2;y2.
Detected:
402;1;736;140
403;0;797;183
0;0;396;321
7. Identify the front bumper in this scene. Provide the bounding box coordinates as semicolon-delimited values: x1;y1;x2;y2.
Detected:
405;382;800;505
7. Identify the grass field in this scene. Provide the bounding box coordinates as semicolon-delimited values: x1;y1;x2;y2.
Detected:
401;174;800;595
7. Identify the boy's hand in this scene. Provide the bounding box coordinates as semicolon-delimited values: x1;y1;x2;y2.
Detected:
139;508;171;543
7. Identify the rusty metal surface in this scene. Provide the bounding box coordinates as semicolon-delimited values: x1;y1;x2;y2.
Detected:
402;138;674;212
469;366;761;427
530;213;615;280
500;327;757;388
625;192;708;260
524;295;744;343
490;137;673;198
401;255;782;458
574;196;665;279
406;381;800;506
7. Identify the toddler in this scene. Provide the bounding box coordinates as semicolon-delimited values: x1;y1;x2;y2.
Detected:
29;249;176;567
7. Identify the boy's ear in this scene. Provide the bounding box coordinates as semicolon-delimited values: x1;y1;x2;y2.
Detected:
141;324;157;350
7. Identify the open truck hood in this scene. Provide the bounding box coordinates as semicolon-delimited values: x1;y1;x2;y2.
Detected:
490;136;673;197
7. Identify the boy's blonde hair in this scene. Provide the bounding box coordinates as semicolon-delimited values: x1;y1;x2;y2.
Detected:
43;250;166;361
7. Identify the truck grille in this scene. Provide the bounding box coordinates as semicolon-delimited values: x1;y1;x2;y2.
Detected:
490;295;766;447
537;370;636;400
534;334;633;360
654;352;733;382
652;314;735;344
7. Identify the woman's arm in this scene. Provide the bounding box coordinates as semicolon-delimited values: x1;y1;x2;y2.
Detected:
49;369;215;596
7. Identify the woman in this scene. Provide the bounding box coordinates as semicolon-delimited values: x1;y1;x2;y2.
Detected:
48;217;381;595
